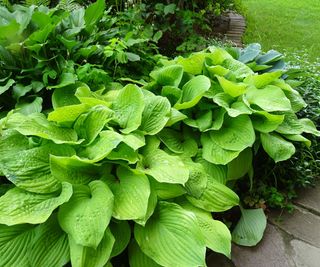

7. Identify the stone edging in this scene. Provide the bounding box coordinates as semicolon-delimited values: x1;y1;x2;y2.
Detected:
225;11;246;47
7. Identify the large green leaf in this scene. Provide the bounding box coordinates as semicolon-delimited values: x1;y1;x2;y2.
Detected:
149;178;186;199
176;52;207;75
150;65;184;87
276;113;304;135
29;214;70;267
129;239;162;267
0;224;36;267
107;167;150;220
179;201;231;257
251;111;285;133
216;76;247;97
245;85;291;112
186;175;239;212
0;143;75;193
244;71;282;88
183;160;208;198
107;143;139;164
195;156;227;184
201;132;240;165
0;130;29;162
299;118;320;136
78;130;123;162
84;0;105;31
209;115;255;151
74;105;114;145
139;95;171;135
69;228;115;267
110;220;131;258
135;201;206;267
0;143;74;193
0;78;15;95
261;132;296;163
158;128;198;157
58;181;114;248
232;208;267;246
122;131;145;150
213;93;252;117
48;104;90;126
137;149;189;184
174;75;211;110
112;84;145;134
0;182;72;225
227;148;252;180
50;155;102;185
5;112;79;144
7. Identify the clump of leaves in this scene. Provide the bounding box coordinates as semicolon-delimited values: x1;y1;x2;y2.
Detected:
0;0;161;114
1;45;319;266
234;45;320;211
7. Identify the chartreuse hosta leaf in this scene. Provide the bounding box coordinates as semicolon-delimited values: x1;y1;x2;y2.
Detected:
0;224;36;266
78;130;123;162
122;131;145;150
74;105;114;145
0;130;29;161
69;228;115;267
195;155;227;184
183;159;208;198
251;111;285;133
0;143;75;193
58;180;114;248
0;182;72;225
150;64;184;87
261;132;295;163
232;208;267;246
50;155;102;184
201;132;240;165
5;112;80;144
107;143;139;164
29;214;70;267
245;85;291;112
174;75;211;110
139;94;171;135
212;93;252;118
129;239;161;267
299;118;320;136
112;84;145;134
158;128;198;157
137;148;189;184
179;200;232;258
165;108;188;126
216;76;247;97
106;166;150;220
48;103;90;126
209;115;255;151
186;174;239;212
176;51;209;75
243;71;282;88
135;201;206;267
134;187;158;225
110;220;131;257
227;148;253;180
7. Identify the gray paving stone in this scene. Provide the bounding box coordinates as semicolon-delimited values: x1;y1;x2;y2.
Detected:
268;206;320;248
231;224;295;267
294;181;320;216
290;239;320;267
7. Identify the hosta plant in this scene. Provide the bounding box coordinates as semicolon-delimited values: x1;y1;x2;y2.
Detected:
0;46;318;267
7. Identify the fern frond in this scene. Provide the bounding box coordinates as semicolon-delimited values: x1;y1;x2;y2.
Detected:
25;0;50;6
57;0;81;11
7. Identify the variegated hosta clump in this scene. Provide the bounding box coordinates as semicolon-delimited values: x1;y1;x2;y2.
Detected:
0;46;318;267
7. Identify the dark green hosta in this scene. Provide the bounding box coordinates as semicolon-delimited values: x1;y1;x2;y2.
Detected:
0;46;319;266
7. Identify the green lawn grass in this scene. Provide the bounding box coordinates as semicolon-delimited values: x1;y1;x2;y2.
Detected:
240;0;320;62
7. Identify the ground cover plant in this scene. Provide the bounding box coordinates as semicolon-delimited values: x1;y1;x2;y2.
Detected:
0;0;160;114
0;1;320;266
241;0;320;64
